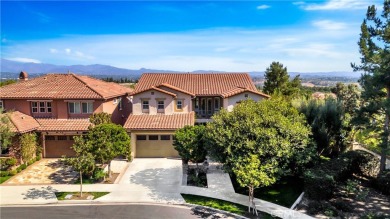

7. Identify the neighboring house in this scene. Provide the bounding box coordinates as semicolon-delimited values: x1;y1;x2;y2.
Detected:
0;72;133;158
124;73;269;158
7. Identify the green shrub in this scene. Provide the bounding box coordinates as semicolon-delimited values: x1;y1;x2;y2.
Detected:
27;159;35;166
375;170;390;195
93;168;106;181
8;169;17;176
304;150;380;200
20;164;27;170
5;158;17;167
36;156;41;162
16;166;22;173
0;171;10;177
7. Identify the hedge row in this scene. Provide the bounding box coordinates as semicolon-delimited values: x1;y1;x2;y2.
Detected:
304;150;380;200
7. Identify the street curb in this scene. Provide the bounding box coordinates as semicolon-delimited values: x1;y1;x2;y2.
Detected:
182;203;248;219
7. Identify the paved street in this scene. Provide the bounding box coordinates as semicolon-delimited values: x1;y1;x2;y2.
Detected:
0;204;236;219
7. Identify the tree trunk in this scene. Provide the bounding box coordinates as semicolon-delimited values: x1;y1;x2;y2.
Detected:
79;171;83;197
108;161;112;178
248;186;251;213
381;86;390;172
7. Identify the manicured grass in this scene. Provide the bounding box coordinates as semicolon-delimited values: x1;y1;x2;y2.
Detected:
55;192;109;200
233;176;303;208
0;176;12;184
181;194;279;219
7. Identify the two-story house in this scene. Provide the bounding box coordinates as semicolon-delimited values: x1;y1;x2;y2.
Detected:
0;72;132;158
124;73;269;158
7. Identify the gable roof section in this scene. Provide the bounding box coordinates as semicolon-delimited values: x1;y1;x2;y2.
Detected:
130;86;177;97
221;87;270;98
36;118;91;132
0;73;133;100
133;73;265;97
0;111;40;134
157;83;196;96
124;112;195;130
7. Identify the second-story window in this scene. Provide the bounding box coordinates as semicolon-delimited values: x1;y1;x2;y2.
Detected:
118;98;123;110
0;100;3;110
82;102;93;113
157;100;164;110
142;100;149;110
31;101;52;113
176;100;183;110
69;102;81;114
69;102;93;114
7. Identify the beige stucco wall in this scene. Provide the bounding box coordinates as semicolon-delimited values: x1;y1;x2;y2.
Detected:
224;92;265;112
132;90;185;115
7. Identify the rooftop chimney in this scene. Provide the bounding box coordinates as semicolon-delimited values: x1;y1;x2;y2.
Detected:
19;71;28;81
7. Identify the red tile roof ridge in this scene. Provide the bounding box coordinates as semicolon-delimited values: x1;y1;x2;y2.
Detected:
130;86;177;97
157;83;196;96
141;72;250;75
4;111;40;133
71;73;106;99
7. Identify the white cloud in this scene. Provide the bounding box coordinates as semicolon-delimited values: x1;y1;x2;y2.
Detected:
300;0;374;10
257;5;270;10
7;57;41;63
65;48;71;54
312;20;347;30
49;48;58;53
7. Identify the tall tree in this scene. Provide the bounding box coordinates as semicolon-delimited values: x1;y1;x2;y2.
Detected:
351;0;390;171
206;99;312;212
0;113;15;156
87;123;130;178
263;62;289;95
173;125;207;168
89;112;112;126
331;82;361;115
263;62;302;97
65;136;95;197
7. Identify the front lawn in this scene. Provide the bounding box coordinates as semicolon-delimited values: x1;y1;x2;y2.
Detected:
181;194;279;219
55;192;109;200
0;176;12;184
232;175;303;208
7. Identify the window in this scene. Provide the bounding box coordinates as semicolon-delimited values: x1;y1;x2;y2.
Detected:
142;100;149;110
31;101;52;113
149;135;159;140
46;102;52;113
160;135;170;140
151;92;154;95
0;100;3;110
244;94;249;98
82;102;93;113
137;135;147;140
45;136;55;140
157;100;164;110
57;136;67;140
69;102;81;114
69;102;93;114
118;98;123;111
176;100;183;110
32;102;38;113
214;98;220;110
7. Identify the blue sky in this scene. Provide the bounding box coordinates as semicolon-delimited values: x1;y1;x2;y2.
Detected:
1;0;382;72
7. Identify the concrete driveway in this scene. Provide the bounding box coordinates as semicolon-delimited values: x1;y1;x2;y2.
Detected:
118;158;182;192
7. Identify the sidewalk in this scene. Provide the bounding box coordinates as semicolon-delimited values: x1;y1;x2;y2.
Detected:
0;162;314;219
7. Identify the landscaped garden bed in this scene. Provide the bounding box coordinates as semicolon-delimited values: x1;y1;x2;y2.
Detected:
55;192;109;200
0;156;40;184
232;175;303;208
181;194;280;219
187;167;207;187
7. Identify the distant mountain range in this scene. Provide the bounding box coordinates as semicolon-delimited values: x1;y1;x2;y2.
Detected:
0;58;361;79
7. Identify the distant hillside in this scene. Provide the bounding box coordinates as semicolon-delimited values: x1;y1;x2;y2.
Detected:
1;58;361;80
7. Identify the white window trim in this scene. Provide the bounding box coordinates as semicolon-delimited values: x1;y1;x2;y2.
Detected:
31;101;52;114
68;101;93;114
176;99;183;110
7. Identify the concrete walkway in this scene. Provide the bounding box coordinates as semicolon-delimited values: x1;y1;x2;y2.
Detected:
0;158;314;219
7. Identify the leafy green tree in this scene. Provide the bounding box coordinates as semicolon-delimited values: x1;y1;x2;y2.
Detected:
86;123;130;178
19;133;37;163
263;62;289;95
331;83;361;115
89;112;112;126
65;136;95;197
263;62;302;97
351;1;390;171
233;154;276;215
297;98;349;157
0;79;17;87
206;99;312;212
0;113;15;155
173;125;207;168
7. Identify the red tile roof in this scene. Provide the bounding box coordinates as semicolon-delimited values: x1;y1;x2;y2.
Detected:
0;73;133;100
0;111;40;133
131;86;177;97
124;112;195;130
133;73;268;97
36;118;91;131
221;87;270;98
